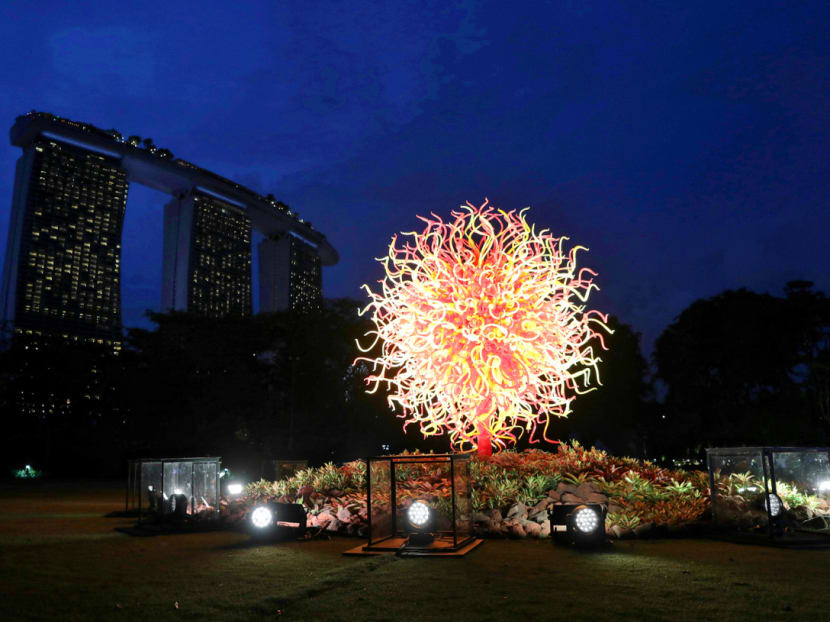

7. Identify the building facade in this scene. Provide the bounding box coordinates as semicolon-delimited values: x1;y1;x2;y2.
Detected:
162;190;252;317
258;232;322;313
1;137;127;350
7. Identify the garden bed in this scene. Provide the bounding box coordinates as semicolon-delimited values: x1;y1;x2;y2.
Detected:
228;444;718;539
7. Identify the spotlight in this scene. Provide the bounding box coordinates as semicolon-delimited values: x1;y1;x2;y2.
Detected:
251;506;274;529
548;503;607;547
573;506;601;534
170;493;188;520
765;493;783;518
248;502;307;540
405;499;435;546
227;483;244;496
407;500;431;529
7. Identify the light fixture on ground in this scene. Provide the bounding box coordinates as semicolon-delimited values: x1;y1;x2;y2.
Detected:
765;493;783;518
548;503;607;548
248;502;306;540
170;493;189;520
226;482;244;496
251;505;274;529
405;499;435;546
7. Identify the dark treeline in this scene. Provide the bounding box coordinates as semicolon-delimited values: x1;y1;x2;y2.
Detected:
652;281;830;458
1;299;413;477
1;283;828;477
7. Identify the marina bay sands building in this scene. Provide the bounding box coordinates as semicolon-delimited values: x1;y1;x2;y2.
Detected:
162;190;253;318
258;231;322;313
1;111;338;348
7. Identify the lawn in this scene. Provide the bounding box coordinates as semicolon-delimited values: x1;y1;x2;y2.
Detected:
1;481;828;621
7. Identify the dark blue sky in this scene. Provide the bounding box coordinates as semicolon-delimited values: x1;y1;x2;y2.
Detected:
1;1;829;355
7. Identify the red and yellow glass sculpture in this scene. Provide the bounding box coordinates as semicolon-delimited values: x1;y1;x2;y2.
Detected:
357;200;609;456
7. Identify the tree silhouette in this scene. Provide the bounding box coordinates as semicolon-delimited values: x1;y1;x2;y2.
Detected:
654;284;830;456
562;316;653;457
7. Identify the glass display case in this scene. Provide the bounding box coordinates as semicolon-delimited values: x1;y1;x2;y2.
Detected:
126;457;221;521
364;454;474;554
707;447;830;542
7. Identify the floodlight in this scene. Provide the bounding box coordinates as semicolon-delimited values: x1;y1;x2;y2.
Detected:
227;483;244;496
766;493;783;518
407;500;431;529
573;506;601;534
405;499;435;546
566;505;605;546
549;503;607;548
251;506;274;529
818;480;830;493
248;502;307;540
170;493;188;520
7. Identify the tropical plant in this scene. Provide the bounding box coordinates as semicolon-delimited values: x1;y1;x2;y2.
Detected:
607;513;640;530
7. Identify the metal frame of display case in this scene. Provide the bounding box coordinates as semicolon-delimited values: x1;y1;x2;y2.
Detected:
126;457;221;522
363;453;476;554
706;446;830;544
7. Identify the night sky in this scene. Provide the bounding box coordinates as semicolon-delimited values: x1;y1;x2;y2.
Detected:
1;1;829;355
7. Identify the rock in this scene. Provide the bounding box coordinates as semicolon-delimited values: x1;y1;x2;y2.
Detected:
531;499;550;515
511;522;526;538
557;483;578;495
575;483;595;500
489;509;503;523
336;507;352;523
610;525;623;539
539;520;551;538
325;517;341;532
473;512;491;523
547;491;561;502
533;511;550;524
524;521;542;538
586;493;609;504
560;492;582;504
633;522;653;538
607;503;624;514
507;502;528;521
619;527;634;539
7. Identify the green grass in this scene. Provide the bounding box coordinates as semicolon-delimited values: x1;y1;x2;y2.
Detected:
1;481;829;621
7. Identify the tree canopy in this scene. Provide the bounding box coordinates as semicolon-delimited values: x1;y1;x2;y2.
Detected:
653;283;830;456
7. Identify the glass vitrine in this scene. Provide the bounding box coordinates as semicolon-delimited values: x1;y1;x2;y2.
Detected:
707;447;830;543
365;454;474;553
126;457;221;521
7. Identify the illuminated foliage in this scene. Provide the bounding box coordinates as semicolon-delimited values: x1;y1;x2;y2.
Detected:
357;200;610;454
